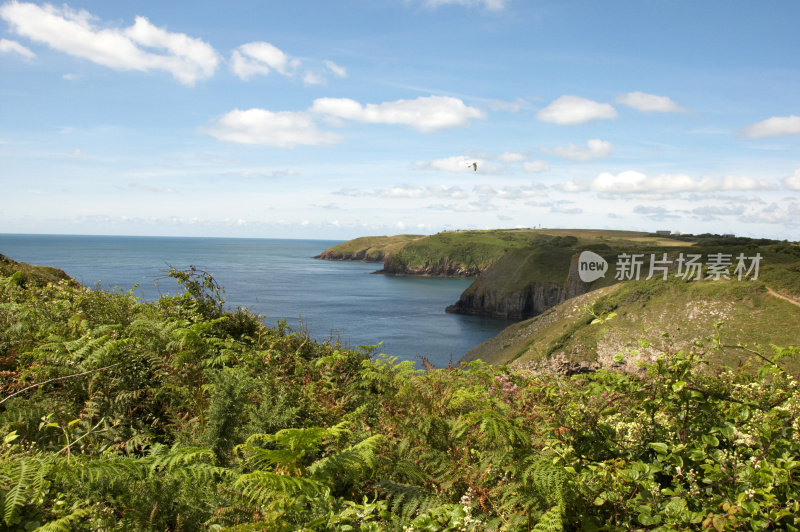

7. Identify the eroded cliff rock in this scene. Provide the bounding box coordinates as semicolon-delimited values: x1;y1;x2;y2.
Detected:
446;251;601;319
379;256;483;277
314;249;386;262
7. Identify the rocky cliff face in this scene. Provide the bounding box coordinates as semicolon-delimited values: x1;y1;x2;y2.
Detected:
446;253;595;319
380;256;482;277
314;250;386;262
446;281;564;319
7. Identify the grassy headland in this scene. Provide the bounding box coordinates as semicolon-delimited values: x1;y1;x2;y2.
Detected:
319;229;799;321
314;234;425;262
461;266;800;374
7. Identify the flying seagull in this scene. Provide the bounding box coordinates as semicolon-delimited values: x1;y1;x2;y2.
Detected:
467;162;477;172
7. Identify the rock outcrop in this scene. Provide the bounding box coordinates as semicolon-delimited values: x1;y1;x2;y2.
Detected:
446;252;601;319
445;281;564;318
379;256;483;277
314;249;386;262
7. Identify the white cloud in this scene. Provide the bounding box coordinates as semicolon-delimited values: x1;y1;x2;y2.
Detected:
230;41;296;80
416;155;483;173
0;37;34;60
785;168;800;190
616;91;685;113
0;2;219;85
738;201;800;226
310;95;484;132
383;184;466;198
335;185;467;199
201;108;341;148
489;98;529;113
691;205;740;216
423;0;507;9
543;139;611;161
324;59;346;77
474;183;543;200
302;71;325;85
224;169;299;178
523;160;550;173
536;95;617;125
550;205;582;214
496;151;526;162
741;115;800;138
568;170;778;195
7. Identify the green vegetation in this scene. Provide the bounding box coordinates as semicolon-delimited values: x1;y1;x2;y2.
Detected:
382;230;542;275
318;228;696;276
463;262;800;373
314;235;425;262
2;258;800;530
0;254;74;287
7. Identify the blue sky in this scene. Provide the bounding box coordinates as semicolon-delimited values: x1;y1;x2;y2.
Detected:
1;0;798;240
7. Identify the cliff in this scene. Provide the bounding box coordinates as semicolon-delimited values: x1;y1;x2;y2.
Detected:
380;255;483;276
445;247;602;319
459;262;800;376
313;235;424;262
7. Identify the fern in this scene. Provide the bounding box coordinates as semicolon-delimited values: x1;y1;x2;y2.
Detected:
233;470;327;504
307;433;384;483
376;480;442;519
2;456;49;526
532;504;564;532
520;454;569;508
33;507;92;532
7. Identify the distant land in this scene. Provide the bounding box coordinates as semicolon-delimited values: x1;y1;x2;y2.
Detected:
318;228;800;373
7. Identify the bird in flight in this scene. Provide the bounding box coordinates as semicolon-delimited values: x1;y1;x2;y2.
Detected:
467;162;477;172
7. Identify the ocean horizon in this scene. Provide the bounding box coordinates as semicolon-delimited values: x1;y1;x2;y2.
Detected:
0;233;514;366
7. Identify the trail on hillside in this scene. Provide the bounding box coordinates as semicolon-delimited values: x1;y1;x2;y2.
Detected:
767;286;800;308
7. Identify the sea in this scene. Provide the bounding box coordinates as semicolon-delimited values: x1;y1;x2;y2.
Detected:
0;234;514;367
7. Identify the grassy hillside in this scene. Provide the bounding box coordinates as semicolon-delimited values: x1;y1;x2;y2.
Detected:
0;253;74;286
314;234;424;261
447;233;799;318
1;256;800;530
462;262;800;375
319;228;694;276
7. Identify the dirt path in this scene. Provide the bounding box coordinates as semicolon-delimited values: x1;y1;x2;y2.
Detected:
766;286;800;308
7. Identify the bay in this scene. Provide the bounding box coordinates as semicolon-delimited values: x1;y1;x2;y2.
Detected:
0;234;513;366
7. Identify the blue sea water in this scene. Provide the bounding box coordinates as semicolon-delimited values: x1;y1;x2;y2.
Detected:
0;234;513;366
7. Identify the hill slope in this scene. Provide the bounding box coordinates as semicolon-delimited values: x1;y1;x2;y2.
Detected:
462;262;800;374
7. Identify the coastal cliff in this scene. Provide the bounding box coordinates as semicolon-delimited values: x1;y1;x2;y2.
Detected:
315;248;386;262
312;234;424;263
445;250;597;319
380;255;483;276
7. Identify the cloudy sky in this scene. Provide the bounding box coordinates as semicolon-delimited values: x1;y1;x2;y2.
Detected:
1;0;798;240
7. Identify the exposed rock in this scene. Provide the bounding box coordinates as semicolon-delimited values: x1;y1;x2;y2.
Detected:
445;281;563;318
380;256;482;277
514;353;600;376
314;249;386;262
447;251;602;319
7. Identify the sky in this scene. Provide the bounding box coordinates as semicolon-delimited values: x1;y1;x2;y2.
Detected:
0;0;798;240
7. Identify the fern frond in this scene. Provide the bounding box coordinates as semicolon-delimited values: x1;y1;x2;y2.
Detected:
33;507;93;532
520;454;568;508
532;504;563;532
2;456;49;526
308;433;384;482
376;480;442;519
233;470;326;505
148;444;217;474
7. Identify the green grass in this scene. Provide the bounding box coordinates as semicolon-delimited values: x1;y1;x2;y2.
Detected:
315;234;424;261
463;265;800;374
0;253;74;287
